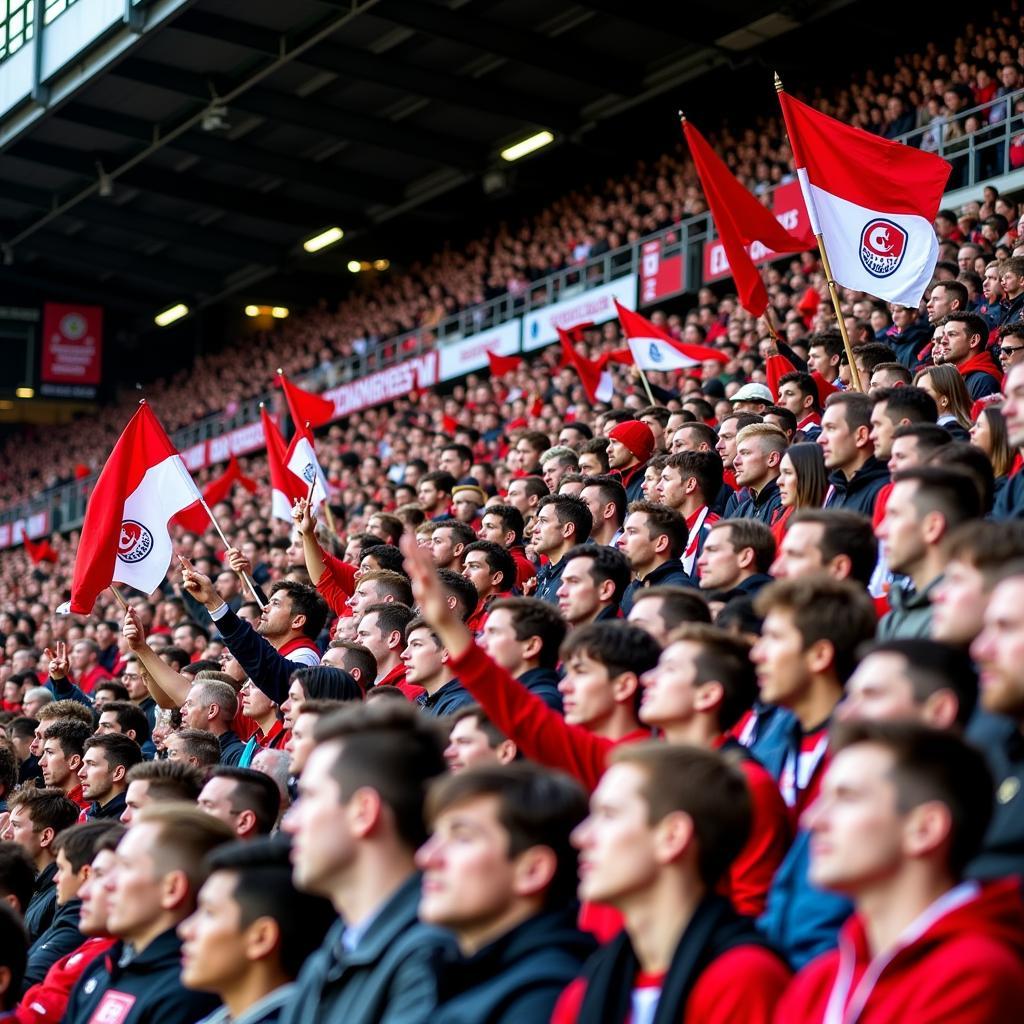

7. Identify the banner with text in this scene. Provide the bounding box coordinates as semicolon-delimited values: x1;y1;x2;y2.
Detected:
522;275;637;351
438;320;521;382
40;303;103;396
639;239;687;306
702;181;812;283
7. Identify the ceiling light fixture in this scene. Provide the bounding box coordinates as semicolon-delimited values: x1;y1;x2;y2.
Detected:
303;227;344;253
154;303;189;327
500;130;554;162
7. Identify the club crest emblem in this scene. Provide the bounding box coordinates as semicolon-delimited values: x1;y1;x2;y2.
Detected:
648;342;663;363
859;219;908;278
118;520;153;563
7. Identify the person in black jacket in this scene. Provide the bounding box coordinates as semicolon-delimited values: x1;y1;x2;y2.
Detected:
180;838;336;1024
63;805;232;1024
22;820;124;993
820;392;890;517
2;787;78;944
617;501;695;616
730;425;786;526
418;763;596;1023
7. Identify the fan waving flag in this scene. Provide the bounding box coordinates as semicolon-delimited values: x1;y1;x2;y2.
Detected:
616;301;729;371
61;403;203;615
286;430;329;508
277;370;336;431
777;88;951;306
261;405;304;523
683;117;813;315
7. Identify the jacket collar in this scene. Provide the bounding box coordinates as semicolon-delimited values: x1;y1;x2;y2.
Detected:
327;873;423;971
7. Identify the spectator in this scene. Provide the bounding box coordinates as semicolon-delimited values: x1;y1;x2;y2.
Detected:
180;679;247;767
196;766;282;841
532;496;593;605
442;705;518;772
120;760;205;825
821;393;891;515
78;734;143;822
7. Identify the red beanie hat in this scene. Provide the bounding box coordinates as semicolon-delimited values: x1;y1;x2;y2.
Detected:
608;420;655;464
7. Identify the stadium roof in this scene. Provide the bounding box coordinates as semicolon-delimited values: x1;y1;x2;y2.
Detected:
0;0;857;322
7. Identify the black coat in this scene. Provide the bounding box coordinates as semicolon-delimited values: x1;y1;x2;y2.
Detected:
23;897;84;992
23;862;57;945
824;457;890;517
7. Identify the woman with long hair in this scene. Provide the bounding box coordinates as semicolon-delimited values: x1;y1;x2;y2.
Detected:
773;442;828;542
971;403;1016;480
914;364;973;438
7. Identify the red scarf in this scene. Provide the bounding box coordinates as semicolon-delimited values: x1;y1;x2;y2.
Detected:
957;350;1003;383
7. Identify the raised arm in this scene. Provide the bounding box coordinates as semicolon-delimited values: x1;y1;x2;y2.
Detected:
121;606;191;709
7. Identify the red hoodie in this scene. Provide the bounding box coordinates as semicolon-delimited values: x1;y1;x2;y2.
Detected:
774;879;1024;1023
16;937;116;1024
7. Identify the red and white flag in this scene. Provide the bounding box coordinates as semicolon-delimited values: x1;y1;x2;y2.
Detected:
778;89;951;306
60;403;203;615
286;430;329;508
277;370;336;430
260;405;303;523
616;301;729;371
558;327;614;403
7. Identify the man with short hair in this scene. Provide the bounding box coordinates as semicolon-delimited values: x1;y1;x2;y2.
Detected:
731;424;786;524
777;722;1024;1022
552;744;791;1022
197;766;281;840
770;509;878;586
281;702;456;1024
1;788;79;943
840;638;978;729
777;371;823;439
806;330;844;385
63;806;232;1024
940;311;1002;398
820;392;890;515
926;279;967;326
606;420;655;502
443;705;518;772
695;519;776;602
476;596;565;710
78;734;143;822
540;446;580;493
513;432;550;476
999;254;1024;325
877;467;981;639
180;837;337;1024
120;760;204;825
889;422;953;472
67;640;112;697
869;386;939;463
657;451;724;578
181;679;247;766
461;540;515;634
752;577;878;967
617;501;693;614
284;699;337;779
626;586;712;645
579;474;627;547
532;495;593;605
556;544;631;626
163;728;222;771
669;421;718;455
39;720;90;810
429;520;475;573
354;603;421;700
505;476;548;522
478;503;535;590
576;437;610;477
418;765;595;1021
401;617;471;716
96;700;151;748
417;470;456;521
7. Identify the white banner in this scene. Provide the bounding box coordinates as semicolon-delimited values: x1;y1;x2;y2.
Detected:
522;275;637;351
438;320;521;381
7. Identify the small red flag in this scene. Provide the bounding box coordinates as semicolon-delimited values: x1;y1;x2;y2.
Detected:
558;328;613;404
277;371;336;437
486;350;522;376
23;534;58;564
683;118;812;316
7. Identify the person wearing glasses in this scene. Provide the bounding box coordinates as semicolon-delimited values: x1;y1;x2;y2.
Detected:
998;321;1024;373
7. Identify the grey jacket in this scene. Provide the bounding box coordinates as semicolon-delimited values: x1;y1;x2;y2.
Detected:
877;574;942;640
280;873;456;1024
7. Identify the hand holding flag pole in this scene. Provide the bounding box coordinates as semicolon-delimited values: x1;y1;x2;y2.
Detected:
196;502;266;610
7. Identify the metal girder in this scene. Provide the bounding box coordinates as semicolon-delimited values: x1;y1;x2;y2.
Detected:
374;0;640;95
23;234;215;295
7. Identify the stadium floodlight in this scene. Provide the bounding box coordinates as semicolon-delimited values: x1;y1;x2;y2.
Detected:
244;305;260;317
303;227;344;253
347;260;362;273
15;387;33;399
154;304;189;327
373;259;390;271
271;307;289;319
500;130;554;162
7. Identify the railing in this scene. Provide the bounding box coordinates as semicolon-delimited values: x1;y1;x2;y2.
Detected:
4;85;1024;539
0;0;80;62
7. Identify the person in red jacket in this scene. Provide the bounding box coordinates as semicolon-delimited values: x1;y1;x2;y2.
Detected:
776;720;1024;1023
551;743;791;1024
640;623;790;918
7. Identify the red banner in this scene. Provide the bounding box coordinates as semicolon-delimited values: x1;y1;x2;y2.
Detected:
41;303;103;385
639;239;687;306
702;181;811;283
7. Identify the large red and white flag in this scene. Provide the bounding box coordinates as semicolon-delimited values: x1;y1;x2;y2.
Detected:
286;430;329;508
616;301;729;371
683;118;813;315
61;403;202;614
260;405;303;523
778;89;951;306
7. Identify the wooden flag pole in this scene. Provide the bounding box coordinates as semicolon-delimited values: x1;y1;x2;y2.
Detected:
636;366;659;406
109;585;129;610
774;73;863;393
199;496;266;609
304;421;338;536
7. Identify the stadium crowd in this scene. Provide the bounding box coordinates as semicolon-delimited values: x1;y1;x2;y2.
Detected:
4;9;1024;508
3;12;1024;1024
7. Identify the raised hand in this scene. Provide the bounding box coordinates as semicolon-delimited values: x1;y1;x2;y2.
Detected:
399;533;455;628
179;555;218;607
45;640;69;679
225;547;252;577
292;497;317;537
121;605;147;652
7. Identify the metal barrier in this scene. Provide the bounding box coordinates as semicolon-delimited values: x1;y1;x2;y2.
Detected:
0;0;81;62
4;85;1023;538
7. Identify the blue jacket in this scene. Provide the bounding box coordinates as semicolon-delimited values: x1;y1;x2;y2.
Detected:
64;928;220;1024
215;608;313;705
281;873;456;1024
534;556;568;606
24;863;57;945
732;479;784;526
516;667;563;712
417;678;473;717
992;470;1024;520
620;558;696;616
23;897;84;991
756;828;854;969
433;906;595;1024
